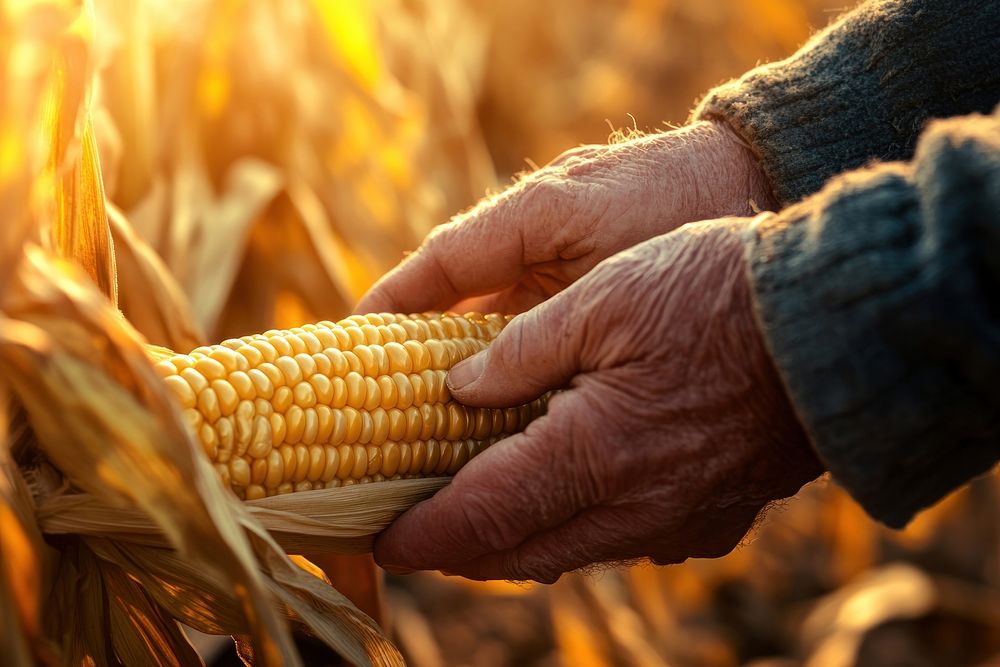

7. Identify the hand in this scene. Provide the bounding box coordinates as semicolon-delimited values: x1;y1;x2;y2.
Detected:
373;218;823;582
357;121;775;315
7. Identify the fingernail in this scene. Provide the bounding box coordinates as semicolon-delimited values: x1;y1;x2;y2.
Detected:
448;352;486;390
381;564;415;576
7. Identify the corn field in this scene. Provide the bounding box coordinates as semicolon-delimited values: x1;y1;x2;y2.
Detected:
2;0;1000;665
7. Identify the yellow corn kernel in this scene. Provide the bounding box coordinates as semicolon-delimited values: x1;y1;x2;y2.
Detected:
158;312;548;499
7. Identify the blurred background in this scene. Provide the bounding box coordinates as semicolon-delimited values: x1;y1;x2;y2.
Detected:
44;0;1000;664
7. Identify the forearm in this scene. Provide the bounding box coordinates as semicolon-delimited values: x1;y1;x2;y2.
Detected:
694;0;1000;204
747;107;1000;528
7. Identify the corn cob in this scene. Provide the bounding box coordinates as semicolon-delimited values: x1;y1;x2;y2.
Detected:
152;312;546;500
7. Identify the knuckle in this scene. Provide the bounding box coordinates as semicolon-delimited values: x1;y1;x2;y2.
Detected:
522;173;575;212
502;551;562;584
422;220;460;251
493;317;530;375
492;309;562;392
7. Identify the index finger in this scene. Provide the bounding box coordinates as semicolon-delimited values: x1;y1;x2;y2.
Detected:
355;179;555;314
372;389;595;572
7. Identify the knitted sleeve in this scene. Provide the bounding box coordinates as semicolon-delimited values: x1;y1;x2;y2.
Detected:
746;107;1000;527
693;0;1000;204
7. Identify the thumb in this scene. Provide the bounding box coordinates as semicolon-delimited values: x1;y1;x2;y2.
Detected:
447;297;578;407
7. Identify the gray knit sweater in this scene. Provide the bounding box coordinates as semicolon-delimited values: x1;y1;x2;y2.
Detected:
694;0;1000;528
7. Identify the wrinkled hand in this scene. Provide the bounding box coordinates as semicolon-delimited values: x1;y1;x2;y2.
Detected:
373;218;823;582
358;121;774;315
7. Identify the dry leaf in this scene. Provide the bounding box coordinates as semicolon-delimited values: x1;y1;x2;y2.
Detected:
38;477;449;555
0;394;55;666
108;203;204;351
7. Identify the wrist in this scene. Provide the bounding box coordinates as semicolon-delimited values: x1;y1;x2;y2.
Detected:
702;119;779;215
730;220;824;495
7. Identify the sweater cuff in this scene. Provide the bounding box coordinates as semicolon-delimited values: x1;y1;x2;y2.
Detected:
694;1;1000;205
744;112;1000;526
